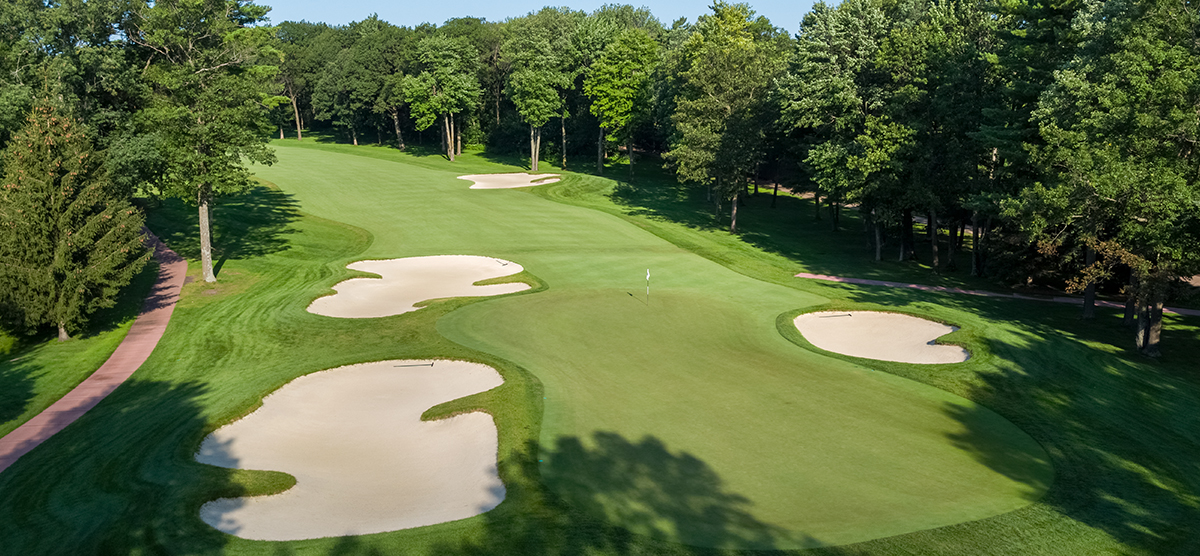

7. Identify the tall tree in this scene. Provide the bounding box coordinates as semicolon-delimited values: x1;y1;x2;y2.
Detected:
667;1;787;233
128;0;283;283
0;100;149;340
403;34;481;161
583;28;658;181
504;8;581;172
1011;0;1200;356
778;0;888;234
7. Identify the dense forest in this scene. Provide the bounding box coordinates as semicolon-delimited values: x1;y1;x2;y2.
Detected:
0;0;1197;354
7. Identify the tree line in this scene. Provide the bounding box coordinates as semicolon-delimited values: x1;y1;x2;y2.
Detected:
0;0;1196;355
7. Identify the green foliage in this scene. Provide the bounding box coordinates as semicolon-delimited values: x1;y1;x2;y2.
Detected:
0;101;149;336
128;0;282;201
503;8;581;129
667;1;787;195
1014;0;1200;309
402;35;482;131
583;29;659;143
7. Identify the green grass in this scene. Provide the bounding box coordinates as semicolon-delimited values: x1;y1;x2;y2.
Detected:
0;139;1196;555
0;260;158;438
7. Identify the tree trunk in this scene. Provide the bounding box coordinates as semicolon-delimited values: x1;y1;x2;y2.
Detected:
351;126;358;146
1134;294;1149;349
597;127;604;175
57;322;70;342
456;115;462;156
946;221;958;271
832;202;840;231
391;110;405;150
533;126;542;172
730;190;739;233
561;116;567;170
771;182;778;208
814;192;821;220
1123;276;1138;328
495;86;501;125
929;210;939;270
970;212;982;276
377;129;382;145
1082;245;1097;319
444;115;455;162
199;185;216;283
1143;300;1163;357
279;127;284;140
628;137;634;182
900;209;915;261
873;210;882;262
290;94;303;141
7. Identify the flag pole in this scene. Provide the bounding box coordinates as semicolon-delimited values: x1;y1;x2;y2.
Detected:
646;268;650;303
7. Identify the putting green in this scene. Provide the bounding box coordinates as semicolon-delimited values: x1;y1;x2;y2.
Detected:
254;144;1053;549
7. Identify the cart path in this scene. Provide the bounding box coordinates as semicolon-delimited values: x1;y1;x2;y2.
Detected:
0;233;187;474
796;272;1200;317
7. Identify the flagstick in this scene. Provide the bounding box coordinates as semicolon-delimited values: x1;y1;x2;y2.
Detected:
646;268;650;303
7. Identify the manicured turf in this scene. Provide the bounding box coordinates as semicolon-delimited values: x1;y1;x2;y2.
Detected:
0;139;1196;555
251;143;1049;547
0;262;157;438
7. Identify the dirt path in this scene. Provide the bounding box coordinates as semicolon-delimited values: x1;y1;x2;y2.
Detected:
0;234;187;474
796;272;1200;317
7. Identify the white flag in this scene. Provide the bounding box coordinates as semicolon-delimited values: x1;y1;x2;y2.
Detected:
646;269;650;280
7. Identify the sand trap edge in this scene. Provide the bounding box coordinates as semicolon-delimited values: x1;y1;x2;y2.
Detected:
194;358;507;541
458;173;562;189
791;310;971;364
307;255;532;319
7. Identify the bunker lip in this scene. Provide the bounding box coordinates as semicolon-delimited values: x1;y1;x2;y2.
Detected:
793;311;970;364
195;359;506;541
458;172;561;189
308;255;530;318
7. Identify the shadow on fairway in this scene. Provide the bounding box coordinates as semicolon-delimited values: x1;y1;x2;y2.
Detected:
144;186;301;278
0;379;271;555
0;260;158;430
0;355;34;426
830;284;1200;554
271;432;806;555
607;174;1008;291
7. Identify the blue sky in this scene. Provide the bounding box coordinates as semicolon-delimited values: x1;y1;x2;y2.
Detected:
263;0;817;35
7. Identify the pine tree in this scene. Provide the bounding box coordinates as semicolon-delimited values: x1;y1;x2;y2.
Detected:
0;100;149;341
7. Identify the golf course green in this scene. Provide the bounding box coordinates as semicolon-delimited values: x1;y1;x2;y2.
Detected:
7;140;1198;556
253;143;1052;548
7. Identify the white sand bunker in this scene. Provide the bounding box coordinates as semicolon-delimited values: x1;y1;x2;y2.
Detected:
309;255;530;318
793;311;970;364
195;360;506;541
458;172;561;189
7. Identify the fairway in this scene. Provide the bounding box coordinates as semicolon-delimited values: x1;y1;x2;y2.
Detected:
252;144;1053;549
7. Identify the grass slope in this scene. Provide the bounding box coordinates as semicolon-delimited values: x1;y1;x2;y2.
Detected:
0;261;157;438
0;140;1194;556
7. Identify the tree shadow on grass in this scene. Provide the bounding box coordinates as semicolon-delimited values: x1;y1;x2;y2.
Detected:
0;379;265;555
0;355;34;426
607;174;1004;291
823;284;1200;554
0;258;159;429
143;185;301;278
284;432;801;555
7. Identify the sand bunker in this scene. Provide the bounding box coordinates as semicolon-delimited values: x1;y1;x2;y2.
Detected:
195;360;506;541
308;255;530;318
793;311;969;364
458;172;561;189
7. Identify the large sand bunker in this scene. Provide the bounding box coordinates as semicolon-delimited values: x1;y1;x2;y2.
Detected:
793;311;970;364
308;255;530;318
195;360;506;541
458;172;561;189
